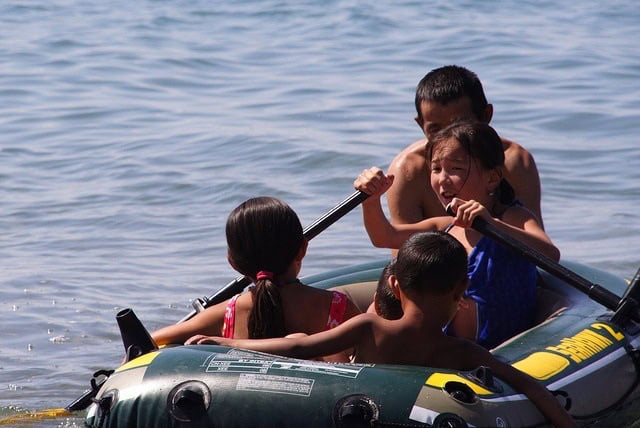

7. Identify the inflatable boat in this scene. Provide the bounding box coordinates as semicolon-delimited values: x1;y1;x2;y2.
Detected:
73;193;640;427
80;255;640;428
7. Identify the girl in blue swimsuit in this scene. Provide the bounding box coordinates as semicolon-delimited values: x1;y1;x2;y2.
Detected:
354;121;559;348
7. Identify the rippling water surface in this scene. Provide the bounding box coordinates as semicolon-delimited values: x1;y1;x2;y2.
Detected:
1;1;639;426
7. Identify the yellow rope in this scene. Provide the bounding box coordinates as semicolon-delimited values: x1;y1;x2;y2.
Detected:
0;408;73;425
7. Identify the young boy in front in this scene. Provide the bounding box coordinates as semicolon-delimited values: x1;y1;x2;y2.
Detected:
187;232;575;427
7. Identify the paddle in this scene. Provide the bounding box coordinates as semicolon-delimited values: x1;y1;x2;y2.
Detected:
447;205;640;323
178;190;369;323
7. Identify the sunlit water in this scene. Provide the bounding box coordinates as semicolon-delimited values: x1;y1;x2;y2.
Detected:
1;1;639;426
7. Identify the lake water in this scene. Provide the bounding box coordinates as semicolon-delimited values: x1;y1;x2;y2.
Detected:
1;1;639;426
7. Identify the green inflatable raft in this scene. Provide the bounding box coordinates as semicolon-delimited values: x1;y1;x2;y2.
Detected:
82;258;640;427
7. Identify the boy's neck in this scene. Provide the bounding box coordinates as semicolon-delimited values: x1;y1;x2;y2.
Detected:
401;300;451;333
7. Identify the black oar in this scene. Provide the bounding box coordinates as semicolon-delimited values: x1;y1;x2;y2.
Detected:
453;207;640;323
179;190;369;321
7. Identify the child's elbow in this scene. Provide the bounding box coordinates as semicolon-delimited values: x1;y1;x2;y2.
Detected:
548;246;561;262
370;237;387;248
369;235;394;249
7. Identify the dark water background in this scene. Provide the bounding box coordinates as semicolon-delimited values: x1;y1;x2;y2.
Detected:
1;1;639;426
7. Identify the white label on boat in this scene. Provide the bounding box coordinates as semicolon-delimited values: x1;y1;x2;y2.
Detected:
236;373;314;396
205;357;274;374
204;354;363;378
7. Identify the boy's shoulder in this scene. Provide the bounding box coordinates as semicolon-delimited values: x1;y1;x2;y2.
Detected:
427;335;490;370
388;138;429;177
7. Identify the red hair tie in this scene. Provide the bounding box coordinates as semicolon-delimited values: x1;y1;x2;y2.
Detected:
256;271;274;281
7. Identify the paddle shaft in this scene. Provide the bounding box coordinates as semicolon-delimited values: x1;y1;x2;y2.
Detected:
178;190;369;323
469;216;623;312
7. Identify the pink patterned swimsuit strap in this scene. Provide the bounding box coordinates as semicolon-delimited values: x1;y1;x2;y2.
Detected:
221;293;241;338
325;290;348;330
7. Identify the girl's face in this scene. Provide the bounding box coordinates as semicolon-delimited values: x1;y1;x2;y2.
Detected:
429;138;492;207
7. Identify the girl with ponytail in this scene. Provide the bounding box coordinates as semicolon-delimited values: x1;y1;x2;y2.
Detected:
152;197;360;361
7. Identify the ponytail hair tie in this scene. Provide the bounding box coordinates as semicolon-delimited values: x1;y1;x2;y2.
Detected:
256;271;275;281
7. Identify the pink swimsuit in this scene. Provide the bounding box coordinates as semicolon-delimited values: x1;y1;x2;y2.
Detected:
221;290;348;338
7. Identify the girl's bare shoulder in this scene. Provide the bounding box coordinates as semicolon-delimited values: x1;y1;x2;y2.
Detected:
501;203;538;225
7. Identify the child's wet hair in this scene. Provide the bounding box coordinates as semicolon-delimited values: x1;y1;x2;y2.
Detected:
415;65;488;121
395;231;468;295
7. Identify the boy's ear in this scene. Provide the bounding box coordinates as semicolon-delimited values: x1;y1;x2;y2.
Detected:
388;274;401;299
414;115;424;131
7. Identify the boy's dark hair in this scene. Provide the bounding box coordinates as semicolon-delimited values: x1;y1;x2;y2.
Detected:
226;197;304;339
428;121;515;205
415;65;488;121
376;259;403;320
395;231;468;295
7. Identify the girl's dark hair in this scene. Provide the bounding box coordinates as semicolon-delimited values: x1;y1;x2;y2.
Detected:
415;65;488;121
226;197;304;339
427;121;515;205
395;231;468;295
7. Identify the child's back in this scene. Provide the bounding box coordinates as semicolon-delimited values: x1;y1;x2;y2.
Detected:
152;196;360;361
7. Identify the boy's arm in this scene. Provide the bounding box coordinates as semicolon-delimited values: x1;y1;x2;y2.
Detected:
475;349;577;428
187;313;377;360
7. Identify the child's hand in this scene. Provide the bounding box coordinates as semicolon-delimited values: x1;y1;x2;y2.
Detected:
185;334;227;345
448;198;492;228
354;167;394;197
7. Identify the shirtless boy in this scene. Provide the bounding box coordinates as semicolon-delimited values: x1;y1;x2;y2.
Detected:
387;65;543;228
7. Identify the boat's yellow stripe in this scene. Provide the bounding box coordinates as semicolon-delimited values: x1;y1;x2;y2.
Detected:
425;373;492;395
512;352;570;380
115;351;160;372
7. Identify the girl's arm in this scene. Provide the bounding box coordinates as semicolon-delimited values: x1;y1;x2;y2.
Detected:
354;167;438;249
151;299;228;346
186;313;377;360
450;198;560;261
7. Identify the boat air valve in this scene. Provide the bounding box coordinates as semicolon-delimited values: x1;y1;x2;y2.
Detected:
168;380;211;423
444;381;478;405
432;412;468;428
470;365;502;393
333;394;380;427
